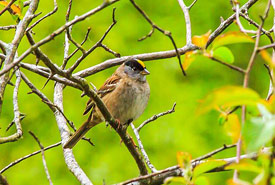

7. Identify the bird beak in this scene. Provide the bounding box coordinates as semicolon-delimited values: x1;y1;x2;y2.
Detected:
140;68;150;75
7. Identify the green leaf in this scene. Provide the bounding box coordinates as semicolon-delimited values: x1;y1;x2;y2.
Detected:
193;160;227;178
243;104;275;151
194;176;210;185
212;47;234;64
198;86;262;114
164;177;188;184
211;31;254;49
225;159;262;173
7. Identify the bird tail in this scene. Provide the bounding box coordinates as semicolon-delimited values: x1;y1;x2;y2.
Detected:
64;113;97;149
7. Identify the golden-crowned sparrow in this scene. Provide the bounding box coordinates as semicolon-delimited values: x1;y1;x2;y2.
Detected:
64;59;150;148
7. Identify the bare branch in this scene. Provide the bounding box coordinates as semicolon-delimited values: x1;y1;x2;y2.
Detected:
209;57;246;73
117;148;271;185
0;142;61;174
0;0;17;16
131;123;158;173
0;25;16;31
100;44;121;58
0;174;9;185
0;69;23;144
177;0;193;45
235;3;257;34
129;0;190;76
62;27;91;68
75;45;197;78
26;0;58;32
192;144;236;163
29;131;53;185
67;8;117;74
0;0;39;114
0;0;119;76
20;63;81;89
188;0;198;10
54;83;93;185
137;103;176;132
206;0;258;48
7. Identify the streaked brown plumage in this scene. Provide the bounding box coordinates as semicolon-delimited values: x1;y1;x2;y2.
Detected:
64;59;150;149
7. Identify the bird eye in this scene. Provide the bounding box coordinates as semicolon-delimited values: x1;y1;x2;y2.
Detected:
132;67;136;71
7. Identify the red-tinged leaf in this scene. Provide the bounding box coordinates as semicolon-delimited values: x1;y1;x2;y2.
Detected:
211;31;254;49
223;114;241;143
0;1;22;17
182;50;200;70
197;86;263;114
177;151;192;168
192;31;211;48
193;160;227;178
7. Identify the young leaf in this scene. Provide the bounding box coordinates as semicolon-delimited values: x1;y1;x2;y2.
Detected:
223;113;241;143
243;104;275;152
198;86;262;114
212;46;234;64
193;160;227;178
192;31;211;48
177;151;192;168
211;31;254;49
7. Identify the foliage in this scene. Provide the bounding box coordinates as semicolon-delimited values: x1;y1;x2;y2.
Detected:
0;0;274;184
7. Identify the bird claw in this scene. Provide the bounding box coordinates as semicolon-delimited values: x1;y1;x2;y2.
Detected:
115;119;121;130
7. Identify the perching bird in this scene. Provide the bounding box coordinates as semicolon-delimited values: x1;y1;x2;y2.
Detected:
64;59;150;148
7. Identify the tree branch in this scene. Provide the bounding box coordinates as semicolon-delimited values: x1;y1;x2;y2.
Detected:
0;69;23;144
28;131;53;185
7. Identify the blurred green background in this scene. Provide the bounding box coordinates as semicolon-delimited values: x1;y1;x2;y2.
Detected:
0;0;272;184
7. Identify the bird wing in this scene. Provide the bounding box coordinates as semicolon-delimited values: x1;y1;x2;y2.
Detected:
83;74;121;115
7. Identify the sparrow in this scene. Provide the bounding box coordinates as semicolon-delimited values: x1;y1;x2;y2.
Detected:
64;59;150;148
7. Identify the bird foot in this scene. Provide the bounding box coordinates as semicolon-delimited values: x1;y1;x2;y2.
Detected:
115;119;121;130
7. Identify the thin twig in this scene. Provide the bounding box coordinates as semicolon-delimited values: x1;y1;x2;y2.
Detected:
0;0;17;16
0;0;119;76
235;3;257;34
0;142;61;174
210;57;246;73
131;123;158;173
137;103;176;132
28;131;53;185
235;0;271;181
62;27;91;69
192;144;236;163
0;25;16;31
177;0;193;45
129;0;190;76
206;0;258;48
67;8;117;74
26;0;58;32
0;70;22;144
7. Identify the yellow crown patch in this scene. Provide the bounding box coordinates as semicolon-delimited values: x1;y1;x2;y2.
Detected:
137;59;146;68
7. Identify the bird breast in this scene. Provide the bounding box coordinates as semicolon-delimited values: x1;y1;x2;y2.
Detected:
102;79;150;124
